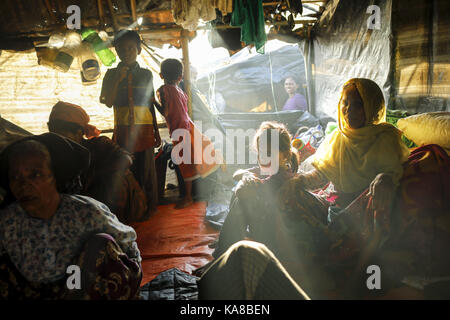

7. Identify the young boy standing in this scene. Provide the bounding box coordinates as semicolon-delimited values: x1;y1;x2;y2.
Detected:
100;30;160;213
156;59;221;209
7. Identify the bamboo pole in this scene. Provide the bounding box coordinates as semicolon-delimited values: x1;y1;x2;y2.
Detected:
97;0;105;27
106;0;119;31
130;0;137;24
44;0;56;25
181;29;192;117
304;25;315;115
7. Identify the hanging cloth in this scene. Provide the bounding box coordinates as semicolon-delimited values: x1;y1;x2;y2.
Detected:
213;0;234;15
172;0;217;31
231;0;267;53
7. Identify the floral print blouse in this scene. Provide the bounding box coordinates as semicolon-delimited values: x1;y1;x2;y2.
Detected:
0;194;141;283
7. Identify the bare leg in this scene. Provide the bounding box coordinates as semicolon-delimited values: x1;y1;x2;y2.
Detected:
175;180;193;209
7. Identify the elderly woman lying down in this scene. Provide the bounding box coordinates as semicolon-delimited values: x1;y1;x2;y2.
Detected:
0;133;142;300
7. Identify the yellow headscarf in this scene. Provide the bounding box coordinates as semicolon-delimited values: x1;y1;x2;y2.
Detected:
311;78;410;193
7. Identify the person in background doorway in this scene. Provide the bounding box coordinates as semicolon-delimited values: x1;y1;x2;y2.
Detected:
282;76;308;112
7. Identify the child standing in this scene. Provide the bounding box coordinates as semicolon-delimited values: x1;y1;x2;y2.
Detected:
100;30;160;213
156;58;221;209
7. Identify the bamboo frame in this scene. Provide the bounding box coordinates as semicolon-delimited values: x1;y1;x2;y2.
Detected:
43;0;56;24
106;0;119;31
97;0;105;27
181;29;192;117
130;0;137;23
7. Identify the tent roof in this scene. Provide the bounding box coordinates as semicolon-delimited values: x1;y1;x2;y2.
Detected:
0;0;330;51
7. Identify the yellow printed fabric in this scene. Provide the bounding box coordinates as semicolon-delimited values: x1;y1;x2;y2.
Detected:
114;105;153;125
312;78;410;193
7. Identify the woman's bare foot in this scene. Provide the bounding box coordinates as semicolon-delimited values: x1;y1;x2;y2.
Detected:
175;197;193;209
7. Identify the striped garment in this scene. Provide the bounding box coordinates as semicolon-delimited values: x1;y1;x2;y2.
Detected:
100;61;156;153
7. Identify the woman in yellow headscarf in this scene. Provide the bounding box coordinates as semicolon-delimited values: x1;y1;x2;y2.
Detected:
285;78;410;212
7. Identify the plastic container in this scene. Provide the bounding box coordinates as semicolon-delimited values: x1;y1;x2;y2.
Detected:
53;32;81;72
80;71;97;85
36;47;58;68
81;29;116;66
78;42;100;81
48;32;65;48
325;122;338;135
53;48;74;72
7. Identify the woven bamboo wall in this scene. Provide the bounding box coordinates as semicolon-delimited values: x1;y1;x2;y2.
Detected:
392;0;450;112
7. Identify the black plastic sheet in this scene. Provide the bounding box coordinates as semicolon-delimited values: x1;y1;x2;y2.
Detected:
139;268;199;300
0;116;32;152
205;203;230;229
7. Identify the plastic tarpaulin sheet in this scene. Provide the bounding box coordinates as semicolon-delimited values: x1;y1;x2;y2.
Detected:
131;202;219;286
0;116;31;152
0;118;31;202
205;203;230;230
310;0;393;119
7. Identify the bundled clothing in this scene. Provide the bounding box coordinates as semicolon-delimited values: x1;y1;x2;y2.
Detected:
172;0;217;31
171;0;233;32
157;84;220;182
231;0;267;53
80;136;148;223
213;0;233;15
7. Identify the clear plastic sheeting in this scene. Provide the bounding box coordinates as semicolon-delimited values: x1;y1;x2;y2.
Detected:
310;0;393;119
196;43;307;113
